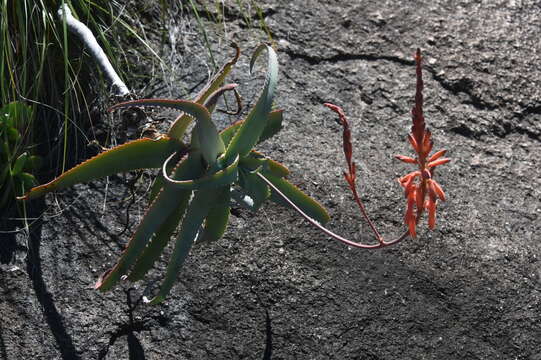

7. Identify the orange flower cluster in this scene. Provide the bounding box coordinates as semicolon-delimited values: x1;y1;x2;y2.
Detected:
396;49;450;238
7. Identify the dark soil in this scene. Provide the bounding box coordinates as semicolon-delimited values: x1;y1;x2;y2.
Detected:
2;1;541;359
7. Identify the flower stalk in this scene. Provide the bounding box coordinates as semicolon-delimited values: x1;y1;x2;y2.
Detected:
395;48;450;238
272;48;450;248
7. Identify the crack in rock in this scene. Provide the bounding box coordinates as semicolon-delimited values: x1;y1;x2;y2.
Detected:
429;69;497;112
282;47;414;66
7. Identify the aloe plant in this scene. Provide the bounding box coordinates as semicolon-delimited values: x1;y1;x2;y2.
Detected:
19;44;329;304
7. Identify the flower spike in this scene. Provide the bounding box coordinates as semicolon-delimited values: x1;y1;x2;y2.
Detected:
284;48;450;252
394;48;450;237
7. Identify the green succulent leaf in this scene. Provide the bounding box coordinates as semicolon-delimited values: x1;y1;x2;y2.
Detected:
127;149;208;281
162;154;239;190
148;187;226;304
197;186;231;244
96;149;205;291
110;99;224;165
149;151;184;202
237;167;270;211
0;101;32;129
224;44;279;161
20;137;184;200
258;109;283;143
11;152;28;176
18;172;37;191
220;109;283;147
25;155;42;171
240;151;290;178
127;190;191;282
261;172;330;225
168;44;240;139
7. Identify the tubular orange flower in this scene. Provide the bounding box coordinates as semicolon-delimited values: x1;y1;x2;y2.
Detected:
428;179;445;201
427;158;451;168
428;149;447;162
395;48;449;237
395;155;418;164
318;48;449;250
426;197;437;229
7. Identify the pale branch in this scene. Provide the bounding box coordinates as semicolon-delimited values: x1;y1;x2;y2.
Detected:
57;4;129;96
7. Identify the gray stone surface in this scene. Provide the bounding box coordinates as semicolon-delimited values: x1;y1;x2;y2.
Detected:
1;1;540;359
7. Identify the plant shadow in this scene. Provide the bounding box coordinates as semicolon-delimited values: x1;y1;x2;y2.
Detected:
26;198;81;360
97;288;147;360
262;309;272;360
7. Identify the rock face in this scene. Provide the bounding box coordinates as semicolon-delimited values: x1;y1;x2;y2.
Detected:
1;1;541;359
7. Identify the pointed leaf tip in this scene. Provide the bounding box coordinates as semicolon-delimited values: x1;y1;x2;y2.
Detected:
224;44;279;160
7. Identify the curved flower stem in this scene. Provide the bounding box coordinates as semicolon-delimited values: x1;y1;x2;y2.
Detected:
322;102;410;247
257;173;409;249
217;88;243;115
347;176;385;244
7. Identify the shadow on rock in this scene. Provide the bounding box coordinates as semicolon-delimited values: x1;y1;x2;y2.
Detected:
26;198;81;360
0;206;25;264
0;322;7;360
262;309;272;360
98;288;147;360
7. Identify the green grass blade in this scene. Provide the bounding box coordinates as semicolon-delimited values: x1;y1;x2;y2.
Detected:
188;0;217;70
261;172;330;225
116;17;163;63
20;137;184;200
224;44;278;161
110;99;224;164
148;188;222;304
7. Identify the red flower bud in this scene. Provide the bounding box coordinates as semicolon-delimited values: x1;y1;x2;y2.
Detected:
428;149;447;162
395;154;418;164
428;179;446;201
408;134;419;152
426;197;437;229
399;171;420;185
427;158;450;168
405;191;417;238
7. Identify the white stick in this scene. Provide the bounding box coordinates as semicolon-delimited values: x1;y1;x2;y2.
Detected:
57;4;130;96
